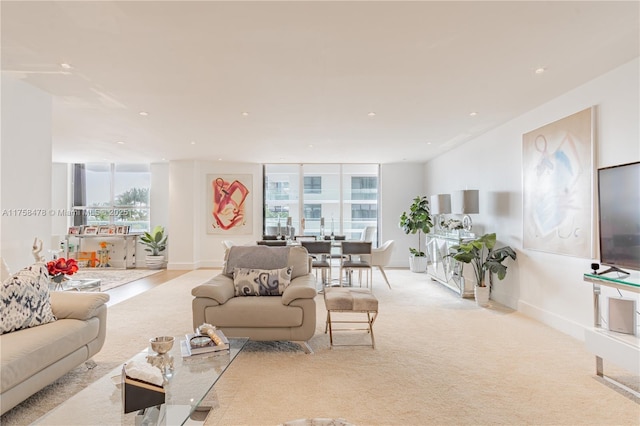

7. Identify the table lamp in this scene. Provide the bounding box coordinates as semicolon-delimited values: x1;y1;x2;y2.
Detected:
430;194;451;232
452;190;479;231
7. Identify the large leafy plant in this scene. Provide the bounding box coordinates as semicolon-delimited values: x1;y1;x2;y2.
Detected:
448;233;516;287
399;195;433;257
140;225;168;256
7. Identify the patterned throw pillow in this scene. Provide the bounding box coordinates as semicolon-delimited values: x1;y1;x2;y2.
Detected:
0;263;56;334
233;267;293;296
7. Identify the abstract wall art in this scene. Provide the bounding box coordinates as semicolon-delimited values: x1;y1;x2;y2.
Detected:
207;174;252;234
522;107;594;258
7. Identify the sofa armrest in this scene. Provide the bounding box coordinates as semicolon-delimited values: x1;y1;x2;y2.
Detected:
50;291;110;321
281;274;317;305
191;275;235;305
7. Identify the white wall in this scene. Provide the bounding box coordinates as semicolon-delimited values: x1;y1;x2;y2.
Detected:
1;75;53;271
380;163;427;267
168;160;263;269
51;163;70;250
424;57;640;340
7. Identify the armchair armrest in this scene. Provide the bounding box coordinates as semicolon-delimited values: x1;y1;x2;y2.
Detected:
50;291;110;321
191;275;235;305
281;275;317;305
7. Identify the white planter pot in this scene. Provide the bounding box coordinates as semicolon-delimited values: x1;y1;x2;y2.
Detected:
474;285;490;306
146;255;165;270
409;255;427;273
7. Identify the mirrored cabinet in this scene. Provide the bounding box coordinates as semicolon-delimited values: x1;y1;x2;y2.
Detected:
426;232;475;298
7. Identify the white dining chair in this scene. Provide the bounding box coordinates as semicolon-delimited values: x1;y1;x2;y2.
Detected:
369;240;394;289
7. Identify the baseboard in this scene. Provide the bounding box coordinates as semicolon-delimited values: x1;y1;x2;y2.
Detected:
197;260;224;269
167;262;197;270
518;300;586;341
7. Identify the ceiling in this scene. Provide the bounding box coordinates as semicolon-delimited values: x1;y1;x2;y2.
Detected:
2;1;638;165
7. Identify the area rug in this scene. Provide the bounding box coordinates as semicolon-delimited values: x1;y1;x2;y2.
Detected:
71;268;161;291
2;269;638;426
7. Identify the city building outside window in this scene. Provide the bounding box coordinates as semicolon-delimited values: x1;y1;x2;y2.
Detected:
264;164;379;244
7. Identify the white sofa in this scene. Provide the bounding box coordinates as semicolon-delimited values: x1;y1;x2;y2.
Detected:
0;291;110;415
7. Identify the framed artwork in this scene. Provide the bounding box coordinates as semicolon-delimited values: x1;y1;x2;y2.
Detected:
522;107;594;258
68;226;80;235
98;225;110;235
84;226;98;235
206;174;252;234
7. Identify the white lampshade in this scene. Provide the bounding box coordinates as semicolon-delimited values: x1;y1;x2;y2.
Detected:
430;194;451;214
452;190;479;214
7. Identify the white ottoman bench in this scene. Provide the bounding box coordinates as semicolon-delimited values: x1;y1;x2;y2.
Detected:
323;287;378;348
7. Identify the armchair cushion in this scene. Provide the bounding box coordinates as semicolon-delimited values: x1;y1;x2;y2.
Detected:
191;274;235;305
222;245;309;279
233;267;292;296
0;263;56;334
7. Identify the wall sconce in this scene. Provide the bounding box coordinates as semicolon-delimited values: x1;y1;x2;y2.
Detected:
430;194;451;231
452;190;479;231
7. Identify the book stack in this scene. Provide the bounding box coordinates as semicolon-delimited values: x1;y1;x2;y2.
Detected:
183;328;229;356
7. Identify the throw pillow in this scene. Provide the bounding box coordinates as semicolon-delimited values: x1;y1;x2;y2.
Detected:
0;262;56;334
233;267;293;296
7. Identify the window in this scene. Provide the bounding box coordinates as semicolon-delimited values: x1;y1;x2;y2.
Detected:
352;204;377;220
73;163;151;232
304;204;322;219
351;177;378;200
264;164;379;244
266;179;290;200
304;176;322;194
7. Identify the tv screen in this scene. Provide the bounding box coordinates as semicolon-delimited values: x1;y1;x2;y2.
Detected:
597;161;640;272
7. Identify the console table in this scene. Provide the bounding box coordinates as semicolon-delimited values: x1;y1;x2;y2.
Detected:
425;232;474;298
65;234;140;269
583;272;639;397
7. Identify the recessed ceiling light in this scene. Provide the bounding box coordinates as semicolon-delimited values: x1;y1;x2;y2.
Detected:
469;112;478;117
162;158;167;161
367;112;376;117
241;112;249;116
190;141;196;145
308;144;313;148
139;111;148;116
218;158;223;161
535;67;547;74
116;141;125;145
60;63;72;69
427;142;432;145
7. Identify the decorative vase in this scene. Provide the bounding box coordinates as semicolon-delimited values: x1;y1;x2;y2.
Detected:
409;255;427;273
474;285;490;306
146;255;165;270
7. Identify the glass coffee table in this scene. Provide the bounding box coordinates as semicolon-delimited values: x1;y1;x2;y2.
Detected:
34;337;248;425
50;278;101;292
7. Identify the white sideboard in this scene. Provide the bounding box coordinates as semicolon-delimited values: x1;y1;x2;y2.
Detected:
425;232;475;298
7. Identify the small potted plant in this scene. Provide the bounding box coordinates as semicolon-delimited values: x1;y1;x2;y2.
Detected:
448;233;516;306
399;195;433;273
140;225;168;269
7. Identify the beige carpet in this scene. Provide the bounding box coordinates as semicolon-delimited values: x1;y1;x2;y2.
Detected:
2;269;638;425
71;268;161;291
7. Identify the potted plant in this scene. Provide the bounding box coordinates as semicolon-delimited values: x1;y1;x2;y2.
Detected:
399;195;433;273
140;225;168;269
448;233;516;306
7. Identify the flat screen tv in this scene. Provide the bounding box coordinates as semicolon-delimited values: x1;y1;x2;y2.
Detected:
597;161;640;274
